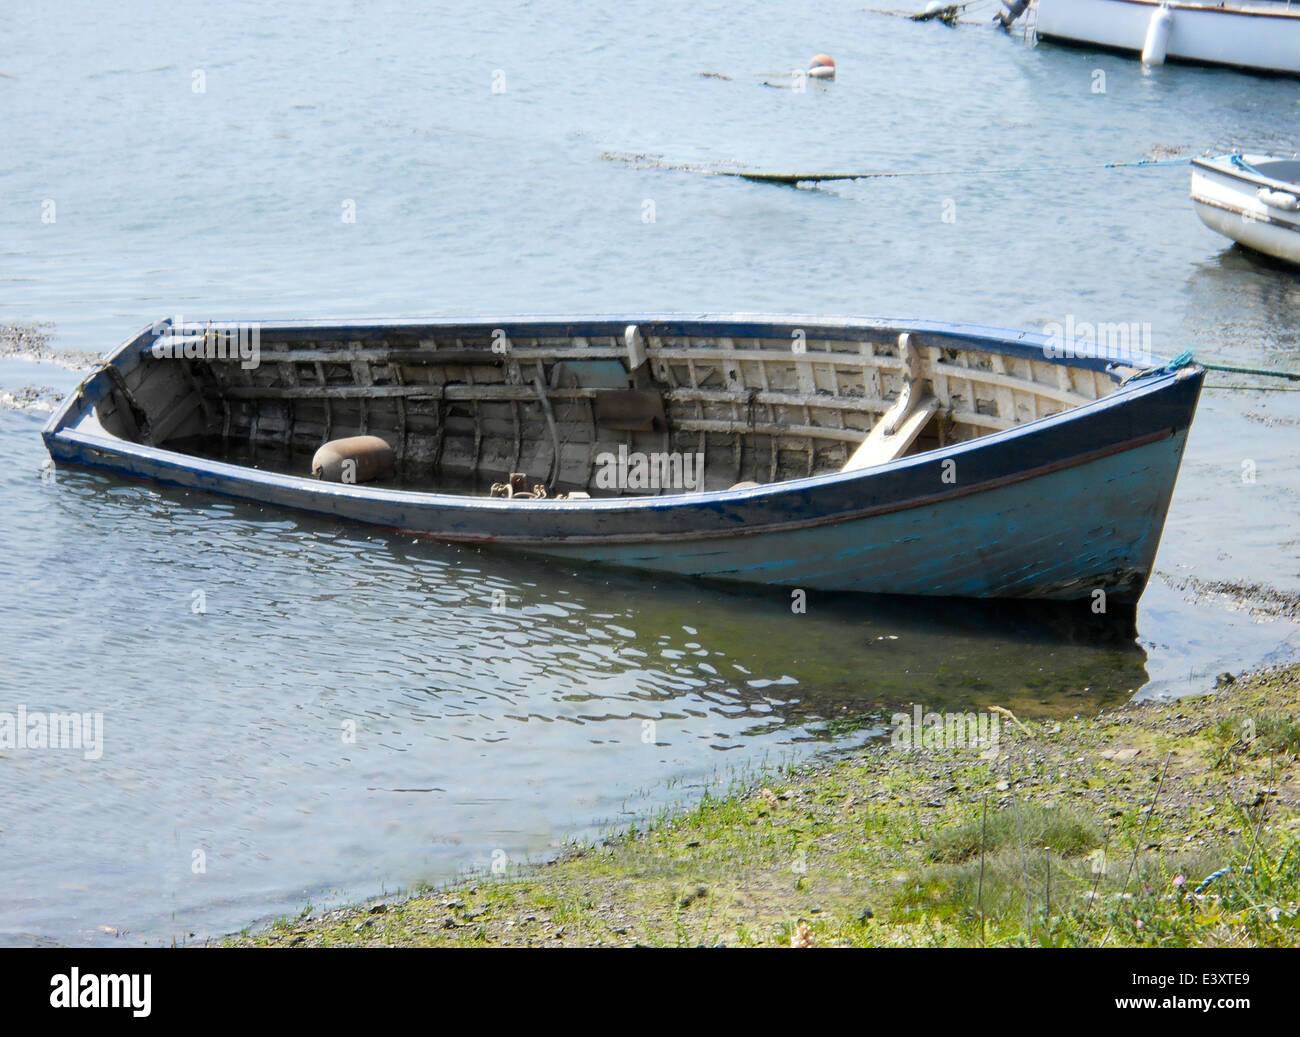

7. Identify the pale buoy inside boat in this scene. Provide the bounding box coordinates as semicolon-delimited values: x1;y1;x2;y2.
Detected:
1141;6;1174;66
809;53;835;79
311;435;395;484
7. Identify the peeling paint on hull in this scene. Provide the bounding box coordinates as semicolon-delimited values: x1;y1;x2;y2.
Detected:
433;431;1188;602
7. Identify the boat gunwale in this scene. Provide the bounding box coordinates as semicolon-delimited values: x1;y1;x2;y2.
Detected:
42;314;1200;519
1191;154;1300;197
137;311;1140;373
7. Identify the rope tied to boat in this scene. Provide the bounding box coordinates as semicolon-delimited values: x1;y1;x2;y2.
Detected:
1230;153;1267;178
1198;360;1300;382
1118;350;1195;385
1121;351;1300;387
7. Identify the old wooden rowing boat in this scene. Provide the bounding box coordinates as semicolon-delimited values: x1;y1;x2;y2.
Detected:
42;315;1203;603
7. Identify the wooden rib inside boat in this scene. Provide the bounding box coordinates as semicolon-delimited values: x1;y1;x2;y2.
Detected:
98;319;1123;498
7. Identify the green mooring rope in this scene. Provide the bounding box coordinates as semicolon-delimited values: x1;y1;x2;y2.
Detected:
1124;351;1300;387
1198;360;1300;382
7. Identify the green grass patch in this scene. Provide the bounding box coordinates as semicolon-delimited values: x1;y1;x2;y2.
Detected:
924;803;1103;864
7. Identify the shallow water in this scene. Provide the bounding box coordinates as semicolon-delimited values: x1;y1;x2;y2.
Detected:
1;2;1299;945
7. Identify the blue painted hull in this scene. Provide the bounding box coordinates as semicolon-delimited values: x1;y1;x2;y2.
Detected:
42;314;1204;603
519;431;1189;599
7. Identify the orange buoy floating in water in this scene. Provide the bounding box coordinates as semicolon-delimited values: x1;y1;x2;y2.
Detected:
809;53;835;79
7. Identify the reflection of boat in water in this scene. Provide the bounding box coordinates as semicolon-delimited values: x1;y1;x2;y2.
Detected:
45;315;1202;605
1192;154;1300;267
1025;0;1300;76
683;587;1148;721
373;533;1151;723
1184;240;1300;337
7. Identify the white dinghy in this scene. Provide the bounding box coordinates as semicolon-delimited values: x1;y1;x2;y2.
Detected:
1190;153;1300;266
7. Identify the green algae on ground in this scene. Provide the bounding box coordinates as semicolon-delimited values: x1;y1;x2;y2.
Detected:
225;664;1300;948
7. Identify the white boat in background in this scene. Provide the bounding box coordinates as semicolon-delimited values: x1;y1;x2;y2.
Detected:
1030;0;1300;76
1191;154;1300;265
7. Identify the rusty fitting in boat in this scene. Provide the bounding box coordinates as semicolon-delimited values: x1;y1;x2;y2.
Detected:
490;473;548;499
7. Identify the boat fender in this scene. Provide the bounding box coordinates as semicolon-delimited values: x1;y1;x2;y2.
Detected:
311;435;395;483
809;54;835;79
1141;5;1174;66
1257;187;1300;211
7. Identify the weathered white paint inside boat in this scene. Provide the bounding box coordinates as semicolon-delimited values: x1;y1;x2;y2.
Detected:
88;321;1115;499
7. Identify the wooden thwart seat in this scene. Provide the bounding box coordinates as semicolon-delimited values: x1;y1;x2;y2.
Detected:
842;331;937;472
842;394;938;471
